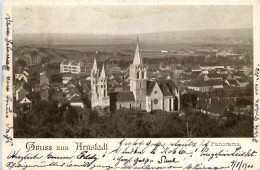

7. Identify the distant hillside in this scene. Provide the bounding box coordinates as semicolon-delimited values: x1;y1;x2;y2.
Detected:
14;28;253;48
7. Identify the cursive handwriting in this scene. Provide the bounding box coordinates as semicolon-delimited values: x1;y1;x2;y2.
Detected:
4;139;260;170
3;123;13;146
5;95;13;118
3;13;13;71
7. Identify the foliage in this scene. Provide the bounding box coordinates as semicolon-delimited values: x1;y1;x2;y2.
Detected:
14;104;253;138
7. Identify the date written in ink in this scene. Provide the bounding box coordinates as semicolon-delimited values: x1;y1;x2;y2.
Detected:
231;159;253;170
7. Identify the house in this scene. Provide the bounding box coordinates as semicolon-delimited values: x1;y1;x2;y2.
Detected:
16;83;31;101
70;96;84;108
60;61;86;74
184;81;212;92
204;74;223;81
225;79;240;87
197;98;234;116
15;72;29;83
17;95;33;112
191;66;201;72
40;72;50;87
40;83;51;90
19;54;41;66
61;73;75;84
18;95;33;104
236;78;249;87
216;68;228;74
113;91;136;110
40;88;49;101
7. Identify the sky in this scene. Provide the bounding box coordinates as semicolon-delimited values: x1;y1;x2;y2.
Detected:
13;5;253;35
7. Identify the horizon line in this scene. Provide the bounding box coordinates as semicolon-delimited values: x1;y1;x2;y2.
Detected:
14;27;253;36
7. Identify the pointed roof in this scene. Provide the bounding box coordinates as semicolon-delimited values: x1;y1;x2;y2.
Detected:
133;38;143;65
92;58;98;72
100;63;106;78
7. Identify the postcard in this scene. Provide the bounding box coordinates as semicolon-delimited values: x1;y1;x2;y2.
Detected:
1;1;260;170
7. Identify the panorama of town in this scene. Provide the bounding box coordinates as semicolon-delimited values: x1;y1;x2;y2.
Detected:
13;35;253;138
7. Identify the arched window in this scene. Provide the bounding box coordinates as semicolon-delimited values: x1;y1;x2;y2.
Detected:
142;72;145;79
137;72;139;79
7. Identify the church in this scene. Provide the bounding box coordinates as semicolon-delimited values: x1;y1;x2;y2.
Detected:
91;40;180;112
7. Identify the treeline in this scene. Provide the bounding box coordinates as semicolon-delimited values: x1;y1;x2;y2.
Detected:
14;105;253;138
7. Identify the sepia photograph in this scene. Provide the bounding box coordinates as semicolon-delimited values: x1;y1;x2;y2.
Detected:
12;5;254;138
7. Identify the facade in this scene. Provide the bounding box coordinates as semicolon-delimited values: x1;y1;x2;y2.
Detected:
70;96;84;108
91;59;110;108
19;54;41;66
15;73;29;83
40;72;50;87
90;40;180;112
146;80;180;112
60;61;86;74
16;84;31;101
129;41;147;110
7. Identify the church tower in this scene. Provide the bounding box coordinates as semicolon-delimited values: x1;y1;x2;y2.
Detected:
129;38;147;109
91;59;110;109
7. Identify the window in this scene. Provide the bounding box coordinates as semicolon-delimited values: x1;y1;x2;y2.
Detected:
142;72;145;79
140;82;142;88
153;99;158;104
137;72;139;79
154;91;157;94
120;104;121;108
130;104;132;109
140;103;142;108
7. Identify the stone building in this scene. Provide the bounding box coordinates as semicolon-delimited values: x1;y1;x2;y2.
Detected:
90;40;180;112
91;59;110;108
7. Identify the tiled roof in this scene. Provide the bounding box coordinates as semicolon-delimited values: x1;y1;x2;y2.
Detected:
115;91;135;102
17;94;32;103
207;99;234;115
147;80;176;96
70;96;82;103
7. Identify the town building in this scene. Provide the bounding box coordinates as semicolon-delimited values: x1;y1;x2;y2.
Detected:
70;96;84;108
16;83;31;101
91;59;110;108
60;61;86;74
90;40;180;112
15;70;30;83
19;54;41;66
40;72;50;87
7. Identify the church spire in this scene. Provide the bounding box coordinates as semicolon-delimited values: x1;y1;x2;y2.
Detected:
100;63;106;78
92;58;98;72
133;36;143;65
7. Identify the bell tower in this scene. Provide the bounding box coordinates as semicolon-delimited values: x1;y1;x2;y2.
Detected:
91;58;99;108
129;37;147;109
91;59;110;108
